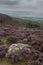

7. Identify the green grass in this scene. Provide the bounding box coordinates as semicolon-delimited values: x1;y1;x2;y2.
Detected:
0;17;43;29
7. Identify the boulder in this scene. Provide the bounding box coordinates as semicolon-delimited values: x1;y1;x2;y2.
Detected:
6;43;31;62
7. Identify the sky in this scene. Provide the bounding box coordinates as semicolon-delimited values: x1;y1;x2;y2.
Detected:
0;0;43;17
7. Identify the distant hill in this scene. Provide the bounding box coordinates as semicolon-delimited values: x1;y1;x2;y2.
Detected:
0;13;13;24
0;13;13;25
0;13;43;29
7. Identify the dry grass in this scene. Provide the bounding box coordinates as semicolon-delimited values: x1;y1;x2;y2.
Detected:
0;57;29;65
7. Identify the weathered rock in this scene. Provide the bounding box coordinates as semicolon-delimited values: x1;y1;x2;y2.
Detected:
6;43;31;62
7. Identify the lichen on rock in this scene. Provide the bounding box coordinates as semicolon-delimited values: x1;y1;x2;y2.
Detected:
6;43;31;62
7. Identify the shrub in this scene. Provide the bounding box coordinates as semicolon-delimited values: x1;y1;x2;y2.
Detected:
26;22;40;28
0;45;8;57
7;37;17;44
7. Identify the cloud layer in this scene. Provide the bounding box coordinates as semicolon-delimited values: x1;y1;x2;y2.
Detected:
0;0;43;17
0;0;43;8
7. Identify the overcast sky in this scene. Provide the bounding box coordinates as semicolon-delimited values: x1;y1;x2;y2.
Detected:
0;0;43;17
0;0;43;10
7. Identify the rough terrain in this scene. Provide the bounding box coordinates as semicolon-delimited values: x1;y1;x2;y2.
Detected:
0;25;43;65
0;13;43;65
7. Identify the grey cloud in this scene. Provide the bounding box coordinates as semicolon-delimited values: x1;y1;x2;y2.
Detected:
0;0;43;18
6;0;19;5
0;0;19;5
0;0;37;5
0;0;43;10
37;0;43;6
